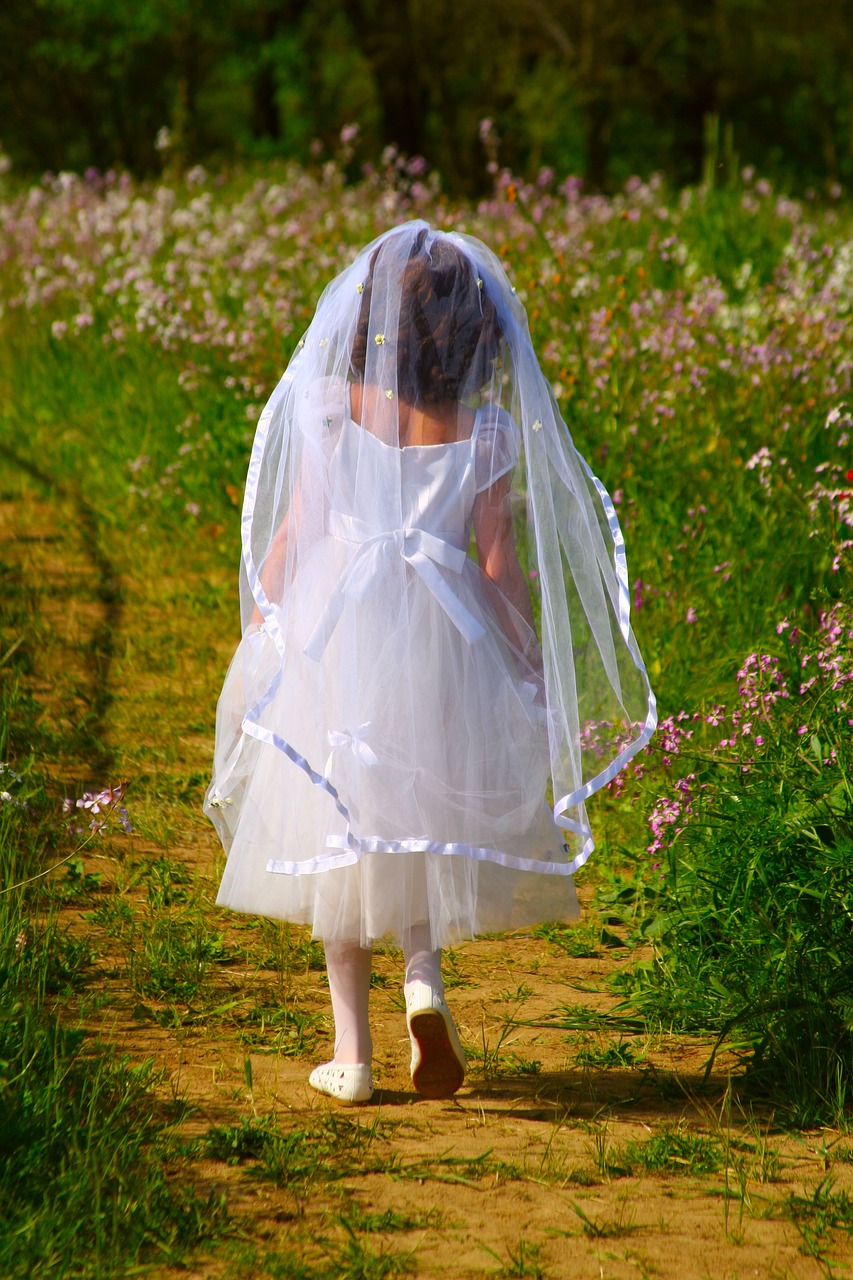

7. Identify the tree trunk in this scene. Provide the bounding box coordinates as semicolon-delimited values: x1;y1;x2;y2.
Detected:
252;10;282;140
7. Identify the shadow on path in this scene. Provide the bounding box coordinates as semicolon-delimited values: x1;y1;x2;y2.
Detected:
0;445;123;786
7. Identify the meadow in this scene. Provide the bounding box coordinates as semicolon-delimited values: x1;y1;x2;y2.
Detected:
0;151;852;1278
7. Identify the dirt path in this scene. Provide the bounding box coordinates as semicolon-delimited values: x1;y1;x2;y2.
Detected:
3;456;850;1280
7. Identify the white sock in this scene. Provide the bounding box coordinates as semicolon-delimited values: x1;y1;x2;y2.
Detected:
403;922;444;996
324;942;373;1065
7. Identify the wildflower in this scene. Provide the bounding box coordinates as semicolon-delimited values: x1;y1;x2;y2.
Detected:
633;578;650;610
63;781;131;835
745;446;772;472
685;606;697;624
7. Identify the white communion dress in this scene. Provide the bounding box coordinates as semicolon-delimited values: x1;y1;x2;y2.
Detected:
209;397;580;947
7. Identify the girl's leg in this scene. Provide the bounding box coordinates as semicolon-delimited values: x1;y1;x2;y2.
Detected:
403;922;443;993
403;922;465;1099
324;941;373;1065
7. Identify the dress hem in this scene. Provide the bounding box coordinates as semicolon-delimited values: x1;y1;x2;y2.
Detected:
265;831;581;878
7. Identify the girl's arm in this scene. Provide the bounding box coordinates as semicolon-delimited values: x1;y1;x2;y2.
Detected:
473;475;541;670
250;485;302;625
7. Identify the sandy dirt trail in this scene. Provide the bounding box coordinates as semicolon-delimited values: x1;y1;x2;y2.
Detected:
2;458;849;1280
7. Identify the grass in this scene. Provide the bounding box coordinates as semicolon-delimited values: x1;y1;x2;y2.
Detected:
0;688;228;1278
569;1193;639;1239
1;157;852;1274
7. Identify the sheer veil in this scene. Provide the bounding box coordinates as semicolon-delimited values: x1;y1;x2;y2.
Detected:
206;221;656;941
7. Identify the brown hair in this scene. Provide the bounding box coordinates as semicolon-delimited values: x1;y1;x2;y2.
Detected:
350;230;502;406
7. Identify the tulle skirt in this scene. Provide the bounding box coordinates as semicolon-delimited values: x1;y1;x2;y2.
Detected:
207;537;579;948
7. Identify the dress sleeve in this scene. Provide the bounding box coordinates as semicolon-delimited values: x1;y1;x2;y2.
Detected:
474;404;521;494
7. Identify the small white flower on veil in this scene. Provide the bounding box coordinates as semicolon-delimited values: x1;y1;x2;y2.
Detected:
532;419;543;432
356;282;364;293
319;338;329;348
385;389;394;399
375;333;385;345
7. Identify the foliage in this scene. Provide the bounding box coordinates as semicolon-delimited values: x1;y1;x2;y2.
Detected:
0;690;227;1276
0;0;850;192
611;607;853;1122
0;152;852;1148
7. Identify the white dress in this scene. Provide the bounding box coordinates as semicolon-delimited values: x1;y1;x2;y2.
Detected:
209;401;580;947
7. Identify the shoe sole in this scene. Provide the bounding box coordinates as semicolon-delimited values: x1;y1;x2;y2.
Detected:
409;1010;465;1099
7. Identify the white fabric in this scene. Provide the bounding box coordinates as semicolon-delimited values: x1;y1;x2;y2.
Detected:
206;222;656;948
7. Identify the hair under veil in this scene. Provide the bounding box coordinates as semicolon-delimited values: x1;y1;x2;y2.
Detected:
206;221;657;949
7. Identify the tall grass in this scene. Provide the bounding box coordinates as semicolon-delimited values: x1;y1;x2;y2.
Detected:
0;156;851;1151
0;649;226;1276
610;606;853;1122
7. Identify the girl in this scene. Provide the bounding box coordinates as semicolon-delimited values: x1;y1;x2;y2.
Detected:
206;223;656;1103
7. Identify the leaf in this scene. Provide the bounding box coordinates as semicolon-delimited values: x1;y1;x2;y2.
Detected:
709;975;733;998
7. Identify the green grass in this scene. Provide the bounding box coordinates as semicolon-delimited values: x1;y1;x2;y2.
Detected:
0;688;228;1278
1;158;852;1271
621;1127;724;1176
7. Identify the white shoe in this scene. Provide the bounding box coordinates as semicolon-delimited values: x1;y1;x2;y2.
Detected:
405;981;466;1099
308;1061;374;1104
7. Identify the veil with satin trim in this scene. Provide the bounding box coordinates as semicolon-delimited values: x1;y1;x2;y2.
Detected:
205;222;656;897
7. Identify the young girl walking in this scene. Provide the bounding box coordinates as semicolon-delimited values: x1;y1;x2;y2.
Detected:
206;222;656;1103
